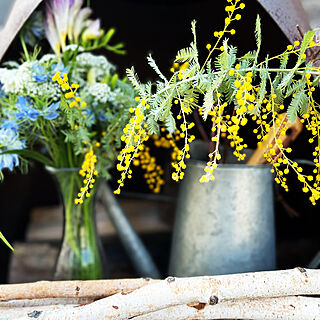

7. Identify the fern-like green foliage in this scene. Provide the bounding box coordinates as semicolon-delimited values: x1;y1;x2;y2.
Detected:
126;14;319;133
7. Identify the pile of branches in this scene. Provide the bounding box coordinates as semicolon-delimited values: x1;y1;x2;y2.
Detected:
0;268;320;319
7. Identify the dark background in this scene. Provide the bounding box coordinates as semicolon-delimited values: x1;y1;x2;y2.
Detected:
0;0;319;283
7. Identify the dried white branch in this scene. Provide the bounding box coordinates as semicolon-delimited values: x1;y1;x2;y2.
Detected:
0;0;43;61
0;298;93;308
0;278;157;301
134;296;320;320
13;268;320;320
0;304;77;320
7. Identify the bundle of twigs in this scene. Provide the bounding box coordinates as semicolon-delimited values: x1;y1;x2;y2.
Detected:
1;268;320;319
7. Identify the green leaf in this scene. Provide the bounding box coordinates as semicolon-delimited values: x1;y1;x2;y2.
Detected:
202;88;214;120
254;15;261;66
298;30;316;63
175;47;197;63
0;149;54;167
0;232;14;251
287;88;308;122
101;28;116;46
164;113;176;133
147;54;167;82
126;67;145;96
215;40;229;71
240;51;257;62
252;65;268;115
147;117;159;135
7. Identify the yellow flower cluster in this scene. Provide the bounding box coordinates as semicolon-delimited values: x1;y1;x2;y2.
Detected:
52;71;87;111
205;0;245;56
252;89;320;205
132;144;165;193
200;93;248;183
152;127;195;182
74;148;99;205
114;98;165;194
52;71;99;205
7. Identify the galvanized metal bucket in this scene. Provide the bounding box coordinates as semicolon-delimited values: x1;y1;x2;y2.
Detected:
169;160;276;276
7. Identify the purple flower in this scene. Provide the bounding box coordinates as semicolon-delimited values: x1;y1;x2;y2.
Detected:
45;4;61;55
45;0;102;53
82;19;102;41
14;97;41;122
45;0;71;52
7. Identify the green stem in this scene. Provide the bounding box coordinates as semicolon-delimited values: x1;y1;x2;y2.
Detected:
67;143;75;168
64;173;80;258
20;32;30;61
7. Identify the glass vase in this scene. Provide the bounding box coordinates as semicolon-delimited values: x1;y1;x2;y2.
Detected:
47;166;106;280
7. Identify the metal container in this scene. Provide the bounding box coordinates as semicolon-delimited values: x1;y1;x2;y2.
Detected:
169;161;276;276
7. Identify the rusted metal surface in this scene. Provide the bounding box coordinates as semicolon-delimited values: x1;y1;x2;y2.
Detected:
257;0;310;43
257;0;320;71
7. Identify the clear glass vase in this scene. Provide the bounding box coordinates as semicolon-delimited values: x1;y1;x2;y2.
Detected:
47;166;106;280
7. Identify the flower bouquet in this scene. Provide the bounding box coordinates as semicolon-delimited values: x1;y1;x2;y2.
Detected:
113;0;320;207
0;0;137;279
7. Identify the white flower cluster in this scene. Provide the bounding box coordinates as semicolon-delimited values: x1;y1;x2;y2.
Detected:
86;83;112;105
0;61;61;100
39;54;57;63
25;81;61;101
73;53;115;84
0;62;33;94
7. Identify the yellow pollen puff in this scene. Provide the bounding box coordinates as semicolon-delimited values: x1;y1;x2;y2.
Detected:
52;71;61;81
69;101;77;108
65;91;75;99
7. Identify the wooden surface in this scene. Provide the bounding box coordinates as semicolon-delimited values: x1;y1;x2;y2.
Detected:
8;195;174;283
25;197;173;242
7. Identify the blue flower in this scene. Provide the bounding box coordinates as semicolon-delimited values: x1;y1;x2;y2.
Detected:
51;63;68;77
82;109;95;126
0;84;6;98
42;102;60;120
97;111;113;122
32;63;48;82
1;120;19;132
14;96;41;121
0;128;25;171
